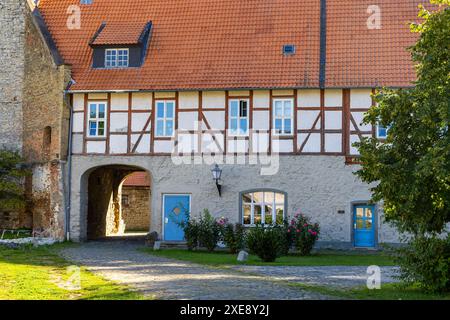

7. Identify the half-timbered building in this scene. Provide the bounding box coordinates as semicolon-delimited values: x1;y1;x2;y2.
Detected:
33;0;424;247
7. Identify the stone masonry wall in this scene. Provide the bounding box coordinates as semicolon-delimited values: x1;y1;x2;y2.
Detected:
0;1;70;238
121;186;151;231
0;0;25;151
22;4;71;238
70;155;402;247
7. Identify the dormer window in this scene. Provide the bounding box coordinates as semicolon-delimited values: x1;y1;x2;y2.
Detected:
89;21;153;69
105;48;129;68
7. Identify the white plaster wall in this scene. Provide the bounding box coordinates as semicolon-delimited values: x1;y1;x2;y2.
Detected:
273;89;294;96
131;134;150;153
154;92;176;99
72;134;83;154
110;113;128;133
70;155;402;246
203;91;225;109
179;111;199;131
325;111;342;130
272;139;294;153
72;113;84;133
178;133;198;153
154;140;174;153
325;89;343;107
202;133;224;153
325;134;342;153
253;90;270;108
228;90;250;97
111;93;128;111
253;110;270;130
132;93;152;110
298;133;321;153
132;113;151;132
251;132;269;153
88;93;107;100
110;135;128;154
351;89;372;108
352;112;372;132
73;94;85;111
299;110;320;129
179;91;199;109
86;141;106;154
298;89;321;107
203;111;225;130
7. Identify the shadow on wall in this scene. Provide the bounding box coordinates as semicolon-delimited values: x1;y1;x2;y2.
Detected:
86;165;151;240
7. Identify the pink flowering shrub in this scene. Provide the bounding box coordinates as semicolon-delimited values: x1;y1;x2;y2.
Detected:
288;211;320;256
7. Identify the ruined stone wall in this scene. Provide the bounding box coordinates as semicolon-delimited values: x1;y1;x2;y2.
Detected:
0;1;70;237
121;186;151;231
87;167;130;239
0;0;25;151
21;5;71;238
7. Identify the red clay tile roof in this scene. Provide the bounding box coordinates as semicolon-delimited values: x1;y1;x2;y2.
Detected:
325;0;424;88
123;172;150;187
91;22;147;45
37;0;429;91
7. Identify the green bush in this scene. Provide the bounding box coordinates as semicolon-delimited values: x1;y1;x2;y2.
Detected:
197;209;222;252
276;221;294;255
246;225;285;262
180;210;224;252
288;212;320;256
222;223;246;254
181;219;199;251
394;235;450;293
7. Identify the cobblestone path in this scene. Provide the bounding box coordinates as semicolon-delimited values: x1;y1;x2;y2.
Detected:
59;241;330;300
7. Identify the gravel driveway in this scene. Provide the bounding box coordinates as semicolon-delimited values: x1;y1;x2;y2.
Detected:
59;241;329;300
229;265;400;289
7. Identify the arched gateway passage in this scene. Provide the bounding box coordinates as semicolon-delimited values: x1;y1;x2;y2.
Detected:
85;165;151;240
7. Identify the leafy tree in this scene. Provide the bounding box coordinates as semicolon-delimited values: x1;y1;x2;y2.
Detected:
0;149;29;211
355;1;450;236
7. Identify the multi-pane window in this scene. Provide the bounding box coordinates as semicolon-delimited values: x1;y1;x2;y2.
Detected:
105;48;129;68
376;125;390;139
88;102;106;137
273;99;293;135
155;100;175;137
242;191;286;226
229;99;249;136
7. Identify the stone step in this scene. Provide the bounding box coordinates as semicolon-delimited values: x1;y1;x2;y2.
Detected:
159;241;188;249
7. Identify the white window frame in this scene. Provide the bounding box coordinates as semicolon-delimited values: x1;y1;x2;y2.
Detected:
273;98;294;136
105;48;129;68
229;99;249;137
155;100;176;137
376;124;390;139
87;101;107;137
241;191;286;226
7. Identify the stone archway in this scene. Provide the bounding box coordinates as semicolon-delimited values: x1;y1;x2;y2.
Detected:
85;165;151;240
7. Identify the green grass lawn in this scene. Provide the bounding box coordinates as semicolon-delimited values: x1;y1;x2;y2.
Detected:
144;248;396;266
0;243;145;300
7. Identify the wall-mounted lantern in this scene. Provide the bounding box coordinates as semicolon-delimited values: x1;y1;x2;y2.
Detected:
211;164;223;197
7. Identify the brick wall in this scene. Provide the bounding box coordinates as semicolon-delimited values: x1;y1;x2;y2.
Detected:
122;186;151;231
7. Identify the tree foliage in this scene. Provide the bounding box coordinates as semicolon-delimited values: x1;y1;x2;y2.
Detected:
355;1;450;235
0;149;29;211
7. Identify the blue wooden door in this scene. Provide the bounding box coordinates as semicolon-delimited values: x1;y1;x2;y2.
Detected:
354;205;375;247
163;194;190;241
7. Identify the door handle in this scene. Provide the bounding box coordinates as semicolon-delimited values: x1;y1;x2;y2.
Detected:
354;223;357;229
165;218;169;224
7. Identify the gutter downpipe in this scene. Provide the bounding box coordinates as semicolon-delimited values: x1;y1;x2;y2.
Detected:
63;86;74;242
